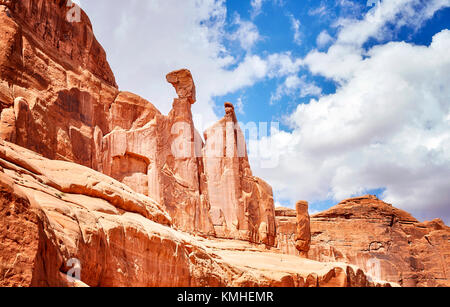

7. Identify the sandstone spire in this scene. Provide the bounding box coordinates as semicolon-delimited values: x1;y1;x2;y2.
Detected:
295;201;311;257
203;102;276;245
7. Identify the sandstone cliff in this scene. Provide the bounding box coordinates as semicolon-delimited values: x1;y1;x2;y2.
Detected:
0;140;392;287
275;196;450;287
0;0;274;244
0;0;446;288
204;102;276;245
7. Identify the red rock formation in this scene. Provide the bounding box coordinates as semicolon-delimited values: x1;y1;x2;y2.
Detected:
97;69;214;236
0;0;445;288
275;195;450;287
275;207;299;256
0;169;39;287
0;0;118;168
203;102;276;245
0;1;273;242
295;201;311;257
310;195;450;287
0;140;393;287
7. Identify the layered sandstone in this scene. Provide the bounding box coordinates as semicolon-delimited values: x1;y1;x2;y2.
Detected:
295;201;311;257
0;140;393;287
0;0;119;168
275;207;299;256
0;0;446;288
99;69;214;236
0;0;273;243
275;196;450;287
203;102;276;245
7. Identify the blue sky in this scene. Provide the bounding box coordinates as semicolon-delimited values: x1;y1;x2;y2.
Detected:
80;0;450;222
219;0;450;130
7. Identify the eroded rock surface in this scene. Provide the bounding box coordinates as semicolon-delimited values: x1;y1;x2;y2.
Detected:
203;102;276;245
0;0;446;288
0;0;273;243
275;207;299;256
275;195;450;287
295;201;311;257
0;141;393;287
0;0;118;168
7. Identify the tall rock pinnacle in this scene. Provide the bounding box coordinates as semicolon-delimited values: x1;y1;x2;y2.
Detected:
203;102;277;245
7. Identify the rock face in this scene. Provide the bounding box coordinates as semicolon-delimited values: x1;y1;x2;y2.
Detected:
310;196;450;287
0;1;446;288
0;0;118;168
99;69;214;236
275;207;299;256
203;102;276;245
275;202;311;258
295;201;311;257
0;141;393;287
0;0;273;244
275;195;450;287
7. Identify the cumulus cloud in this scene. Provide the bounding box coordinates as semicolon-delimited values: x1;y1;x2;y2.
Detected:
252;1;450;223
80;0;295;128
316;30;333;49
266;52;303;77
271;75;322;103
230;15;262;51
80;0;450;224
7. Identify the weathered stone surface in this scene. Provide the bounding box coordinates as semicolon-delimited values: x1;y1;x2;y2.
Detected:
309;196;450;287
0;106;15;141
0;0;119;168
0;170;39;287
166;69;196;104
203;102;276;245
295;201;311;257
0;0;275;244
0;0;116;88
0;141;393;287
275;195;450;287
275;207;299;256
1;0;445;288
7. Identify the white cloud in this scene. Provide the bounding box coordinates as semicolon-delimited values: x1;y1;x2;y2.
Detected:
252;0;450;224
336;0;450;46
316;30;333;49
271;75;322;103
79;0;450;224
289;14;302;45
230;15;261;51
266;52;303;77
306;0;450;83
250;0;264;18
235;97;245;115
